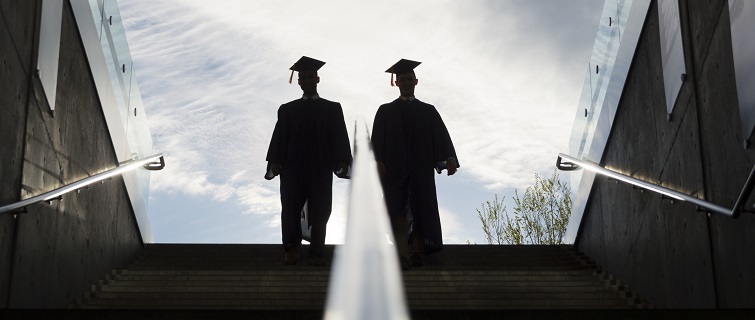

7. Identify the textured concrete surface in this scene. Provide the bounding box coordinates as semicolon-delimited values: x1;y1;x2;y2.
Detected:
688;1;755;308
0;0;33;308
1;1;142;308
576;0;755;308
0;0;37;74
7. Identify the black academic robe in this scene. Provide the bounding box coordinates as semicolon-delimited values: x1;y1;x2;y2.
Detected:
371;98;459;254
265;97;352;252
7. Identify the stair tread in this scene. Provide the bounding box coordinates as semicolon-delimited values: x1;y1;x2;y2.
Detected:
73;244;648;311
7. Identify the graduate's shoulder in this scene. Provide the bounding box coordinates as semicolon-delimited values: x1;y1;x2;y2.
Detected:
279;98;304;110
316;97;342;108
317;97;338;104
413;98;436;109
315;99;347;116
377;98;403;110
415;99;444;117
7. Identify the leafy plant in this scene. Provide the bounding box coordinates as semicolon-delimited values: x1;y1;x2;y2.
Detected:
477;169;572;245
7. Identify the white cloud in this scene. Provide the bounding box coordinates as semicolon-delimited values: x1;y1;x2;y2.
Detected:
236;183;280;215
266;215;281;228
438;205;464;244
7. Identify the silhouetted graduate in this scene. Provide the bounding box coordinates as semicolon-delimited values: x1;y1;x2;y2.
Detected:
372;59;459;270
265;56;352;266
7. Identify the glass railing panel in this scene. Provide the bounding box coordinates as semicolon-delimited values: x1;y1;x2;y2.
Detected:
87;0;104;40
107;0;133;104
571;0;627;165
570;65;598;162
604;0;636;125
98;27;129;129
728;0;755;146
126;74;153;158
102;0;134;128
563;0;651;244
658;0;685;115
73;0;157;241
127;74;153;208
569;67;594;191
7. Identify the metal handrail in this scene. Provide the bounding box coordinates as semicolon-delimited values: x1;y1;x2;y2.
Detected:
324;121;409;320
0;153;165;215
556;153;755;218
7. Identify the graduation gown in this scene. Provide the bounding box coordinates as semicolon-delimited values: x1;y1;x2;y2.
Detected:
265;97;352;251
371;98;459;254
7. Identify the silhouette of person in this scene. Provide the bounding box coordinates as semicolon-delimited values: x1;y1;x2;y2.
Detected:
371;59;459;270
265;56;352;266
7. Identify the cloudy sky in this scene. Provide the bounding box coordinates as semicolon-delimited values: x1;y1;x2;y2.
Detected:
118;0;604;244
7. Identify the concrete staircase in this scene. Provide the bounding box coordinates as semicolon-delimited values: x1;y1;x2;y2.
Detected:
70;244;649;318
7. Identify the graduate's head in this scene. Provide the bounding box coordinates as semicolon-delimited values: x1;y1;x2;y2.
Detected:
395;71;418;96
289;56;324;97
386;59;421;97
297;70;320;96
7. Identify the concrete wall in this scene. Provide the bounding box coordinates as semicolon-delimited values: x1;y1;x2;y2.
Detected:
576;0;755;308
0;0;143;308
0;0;36;308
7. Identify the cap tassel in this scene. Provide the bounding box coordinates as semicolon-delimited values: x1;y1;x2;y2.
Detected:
390;71;395;87
289;69;294;84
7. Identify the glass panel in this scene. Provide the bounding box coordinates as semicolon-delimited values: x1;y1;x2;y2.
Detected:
98;15;129;129
76;0;156;242
569;68;593;196
728;0;755;144
102;0;134;128
86;0;105;40
126;71;154;213
564;0;651;244
37;0;64;111
658;0;685;114
105;0;152;213
127;74;153;158
569;0;628;164
569;66;593;160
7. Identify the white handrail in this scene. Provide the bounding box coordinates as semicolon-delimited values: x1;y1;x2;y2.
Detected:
0;153;164;215
557;153;755;218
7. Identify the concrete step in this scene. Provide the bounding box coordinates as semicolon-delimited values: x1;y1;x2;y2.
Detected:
119;265;593;272
100;280;330;287
135;251;578;258
35;309;741;320
136;251;576;257
86;290;627;300
127;257;584;265
139;244;571;252
76;298;326;309
72;244;650;311
107;271;598;282
95;284;615;294
98;280;609;289
77;297;632;308
105;275;600;284
111;269;595;276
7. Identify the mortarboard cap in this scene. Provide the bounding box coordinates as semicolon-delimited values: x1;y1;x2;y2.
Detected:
289;56;325;84
385;59;421;86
